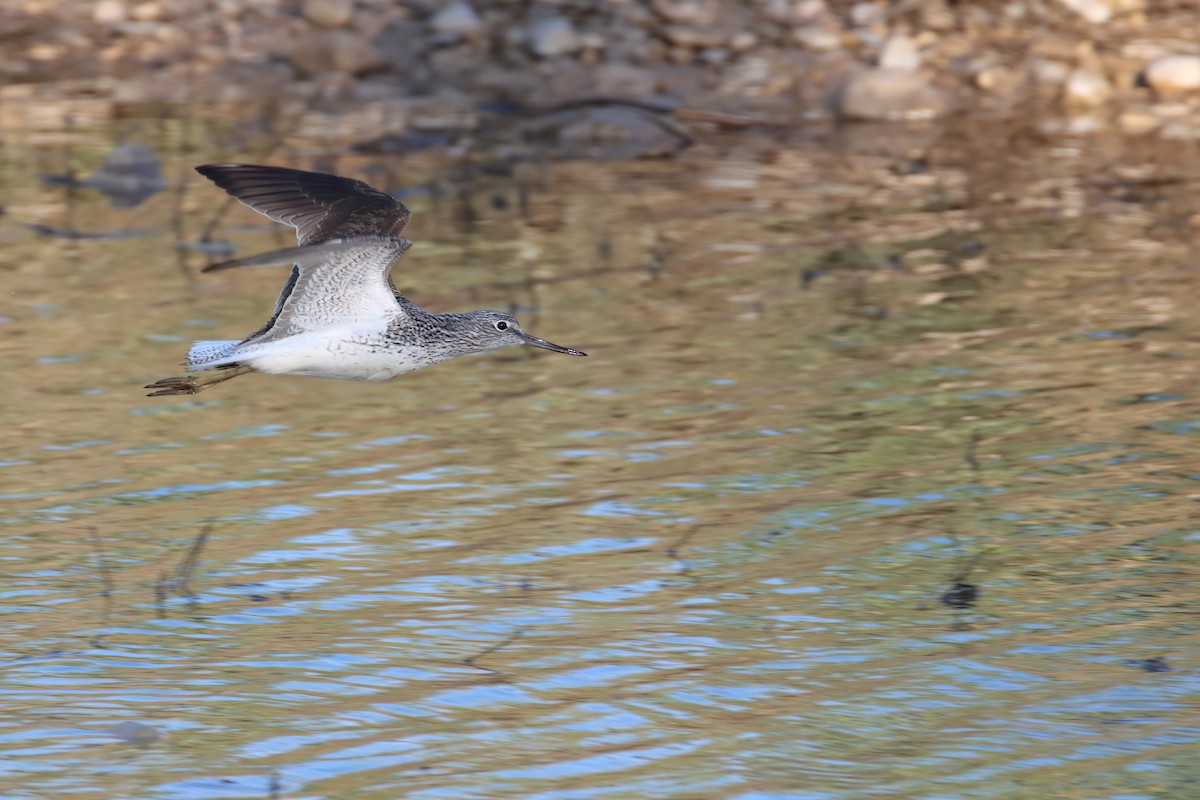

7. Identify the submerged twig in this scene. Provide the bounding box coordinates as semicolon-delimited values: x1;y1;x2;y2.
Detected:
153;522;215;618
666;525;702;576
171;523;211;601
462;629;524;676
196;85;322;246
964;429;982;481
86;527;115;621
62;114;79;242
938;432;993;623
154;569;168;620
941;540;984;611
170;64;197;283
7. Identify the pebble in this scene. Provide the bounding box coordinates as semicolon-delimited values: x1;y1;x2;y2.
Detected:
290;30;387;76
593;61;660;98
729;31;758;52
1056;0;1112;24
528;16;580;59
838;68;949;120
877;34;920;71
93;0;127;24
107;722;161;745
131;2;162;22
850;2;885;27
1118;108;1160;135
429;0;482;36
555;106;689;160
302;0;354;29
664;25;727;49
1064;68;1111;107
1159;116;1200;141
651;0;719;26
973;64;1016;93
1030;58;1071;89
1144;55;1200;94
792;24;842;52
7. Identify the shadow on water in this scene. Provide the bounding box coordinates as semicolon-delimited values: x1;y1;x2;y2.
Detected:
0;96;1198;800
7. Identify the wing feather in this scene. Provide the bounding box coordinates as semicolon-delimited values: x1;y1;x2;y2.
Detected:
203;236;413;339
196;164;411;245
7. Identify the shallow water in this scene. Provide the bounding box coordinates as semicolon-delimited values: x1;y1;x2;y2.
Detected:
1;104;1199;799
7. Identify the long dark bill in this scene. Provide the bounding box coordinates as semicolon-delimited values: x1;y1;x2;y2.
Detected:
519;332;587;357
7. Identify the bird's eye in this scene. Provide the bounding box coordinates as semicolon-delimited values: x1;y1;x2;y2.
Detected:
494;321;510;331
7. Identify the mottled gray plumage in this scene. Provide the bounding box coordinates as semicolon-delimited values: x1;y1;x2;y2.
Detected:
145;164;585;397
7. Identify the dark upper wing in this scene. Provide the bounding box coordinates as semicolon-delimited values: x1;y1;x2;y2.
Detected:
195;164;411;245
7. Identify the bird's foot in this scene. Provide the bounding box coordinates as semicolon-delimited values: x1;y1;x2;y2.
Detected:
145;364;254;397
144;375;203;396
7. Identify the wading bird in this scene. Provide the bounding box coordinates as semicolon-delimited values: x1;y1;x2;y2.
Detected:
146;164;585;397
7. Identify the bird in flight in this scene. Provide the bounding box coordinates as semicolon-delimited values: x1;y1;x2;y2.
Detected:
146;164;586;397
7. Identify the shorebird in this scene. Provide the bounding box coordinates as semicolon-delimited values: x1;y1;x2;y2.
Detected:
146;164;586;397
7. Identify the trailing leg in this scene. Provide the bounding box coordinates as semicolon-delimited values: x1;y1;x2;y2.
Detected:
144;364;255;397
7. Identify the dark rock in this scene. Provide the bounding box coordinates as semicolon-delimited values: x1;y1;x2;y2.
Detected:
290;29;388;76
530;105;692;160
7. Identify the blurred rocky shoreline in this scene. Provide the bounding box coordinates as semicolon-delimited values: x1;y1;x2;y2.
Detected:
3;0;1200;142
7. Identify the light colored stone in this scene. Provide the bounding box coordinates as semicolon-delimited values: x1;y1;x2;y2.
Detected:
792;24;841;52
1144;55;1200;94
877;34;920;71
1159;117;1200;141
1064;68;1111;107
664;25;726;49
729;31;758;52
528;16;579;58
838;68;949;120
1056;0;1110;24
303;0;354;28
1118;109;1159;135
429;0;481;36
651;0;718;26
850;2;885;27
973;65;1016;93
94;0;127;24
1031;59;1070;88
131;1;162;21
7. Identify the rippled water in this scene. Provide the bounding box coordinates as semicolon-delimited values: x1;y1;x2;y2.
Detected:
2;106;1198;799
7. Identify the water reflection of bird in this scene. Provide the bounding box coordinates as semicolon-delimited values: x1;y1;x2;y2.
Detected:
41;143;166;209
146;164;586;397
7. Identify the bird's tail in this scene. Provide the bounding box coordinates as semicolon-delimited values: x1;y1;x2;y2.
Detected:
186;340;240;370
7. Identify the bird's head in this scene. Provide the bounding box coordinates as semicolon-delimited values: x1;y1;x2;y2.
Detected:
450;311;587;357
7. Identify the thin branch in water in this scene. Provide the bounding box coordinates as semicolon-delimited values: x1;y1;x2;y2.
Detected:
964;430;983;480
196;86;323;246
171;522;212;601
462;629;524;676
154;570;168;620
62;114;79;243
86;527;115;621
666;525;702;575
170;64;197;283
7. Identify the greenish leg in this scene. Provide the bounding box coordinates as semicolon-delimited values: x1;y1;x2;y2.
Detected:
144;365;255;397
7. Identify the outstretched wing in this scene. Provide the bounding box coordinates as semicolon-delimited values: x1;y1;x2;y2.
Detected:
203;236;413;339
196;164;411;245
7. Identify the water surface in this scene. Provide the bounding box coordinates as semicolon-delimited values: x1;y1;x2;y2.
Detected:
2;106;1198;799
